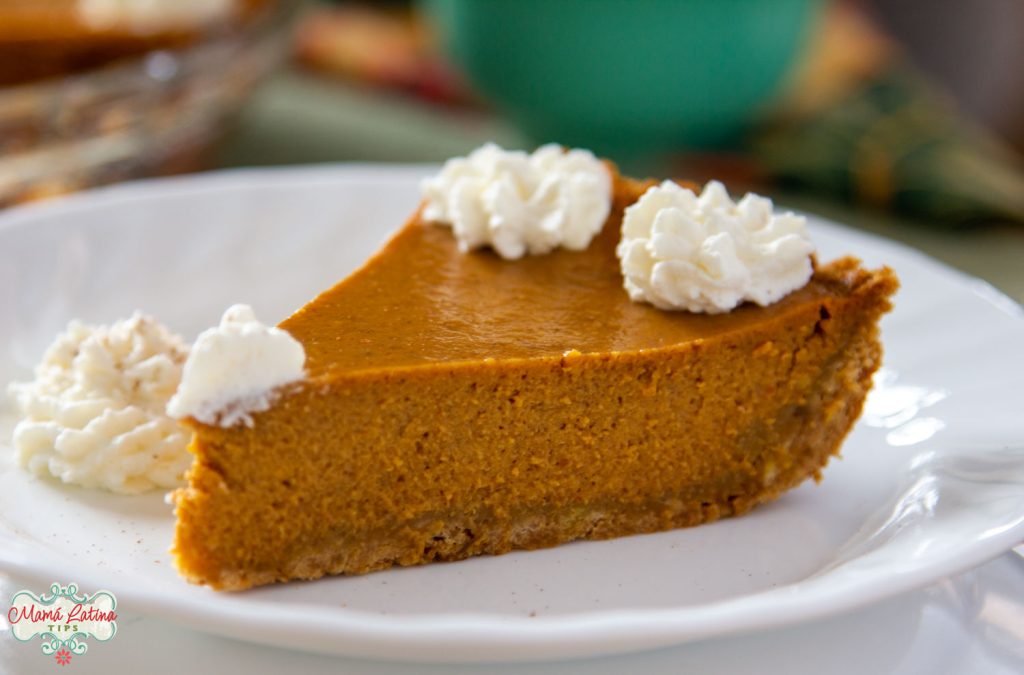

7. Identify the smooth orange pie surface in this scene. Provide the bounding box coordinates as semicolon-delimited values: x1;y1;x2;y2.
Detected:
171;172;898;591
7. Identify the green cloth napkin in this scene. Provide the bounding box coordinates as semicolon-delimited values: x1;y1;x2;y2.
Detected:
752;66;1024;227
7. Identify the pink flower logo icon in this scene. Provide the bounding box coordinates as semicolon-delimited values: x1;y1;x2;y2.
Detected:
54;648;72;666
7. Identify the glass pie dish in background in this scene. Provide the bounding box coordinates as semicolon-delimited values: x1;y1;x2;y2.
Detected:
0;0;294;209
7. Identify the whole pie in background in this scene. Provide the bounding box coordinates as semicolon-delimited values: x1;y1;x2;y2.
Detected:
0;0;272;85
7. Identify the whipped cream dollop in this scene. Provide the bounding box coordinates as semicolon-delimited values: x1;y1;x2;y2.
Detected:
617;180;815;313
166;305;305;428
421;143;613;260
7;313;192;495
78;0;237;32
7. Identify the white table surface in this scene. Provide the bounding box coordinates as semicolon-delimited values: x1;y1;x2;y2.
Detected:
3;550;1024;675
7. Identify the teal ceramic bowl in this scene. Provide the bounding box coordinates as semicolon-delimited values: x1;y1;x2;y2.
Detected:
422;0;821;158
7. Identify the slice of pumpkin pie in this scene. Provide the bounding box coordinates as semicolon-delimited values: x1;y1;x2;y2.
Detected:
169;145;898;590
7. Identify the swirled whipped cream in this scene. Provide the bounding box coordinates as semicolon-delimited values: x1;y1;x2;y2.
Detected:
78;0;237;32
421;143;613;260
6;313;192;495
617;180;815;313
166;305;305;428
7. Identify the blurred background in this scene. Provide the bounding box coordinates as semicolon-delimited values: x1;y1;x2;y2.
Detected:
0;0;1021;300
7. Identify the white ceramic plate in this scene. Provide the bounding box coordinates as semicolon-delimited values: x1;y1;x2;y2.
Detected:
0;167;1022;663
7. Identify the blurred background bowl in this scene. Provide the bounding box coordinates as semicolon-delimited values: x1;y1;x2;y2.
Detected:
0;1;293;208
422;0;822;158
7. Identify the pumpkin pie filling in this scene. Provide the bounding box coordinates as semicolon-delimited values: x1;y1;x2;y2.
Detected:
171;171;898;590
